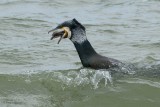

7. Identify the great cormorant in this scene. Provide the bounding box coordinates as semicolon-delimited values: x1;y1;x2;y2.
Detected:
48;18;122;69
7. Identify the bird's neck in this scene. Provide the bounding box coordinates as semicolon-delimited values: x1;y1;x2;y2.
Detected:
73;39;97;67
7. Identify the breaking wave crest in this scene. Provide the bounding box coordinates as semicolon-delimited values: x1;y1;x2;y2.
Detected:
53;69;112;89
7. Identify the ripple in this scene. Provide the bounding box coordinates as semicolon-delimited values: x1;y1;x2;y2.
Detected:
99;29;119;34
118;78;160;88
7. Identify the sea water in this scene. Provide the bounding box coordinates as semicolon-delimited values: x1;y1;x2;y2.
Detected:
0;0;160;107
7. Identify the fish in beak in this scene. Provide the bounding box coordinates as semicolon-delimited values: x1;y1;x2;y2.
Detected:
48;27;71;44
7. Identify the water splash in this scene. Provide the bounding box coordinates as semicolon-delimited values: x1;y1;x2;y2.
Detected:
90;70;112;89
53;68;112;89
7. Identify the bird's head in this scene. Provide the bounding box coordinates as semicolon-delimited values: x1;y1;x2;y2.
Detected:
48;18;86;44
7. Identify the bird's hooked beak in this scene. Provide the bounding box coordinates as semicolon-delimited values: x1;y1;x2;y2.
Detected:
48;27;71;44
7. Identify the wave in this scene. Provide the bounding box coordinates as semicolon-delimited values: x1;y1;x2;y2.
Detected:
118;78;160;88
0;62;159;107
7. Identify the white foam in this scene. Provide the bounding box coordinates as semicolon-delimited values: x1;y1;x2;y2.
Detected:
90;70;112;89
53;69;112;89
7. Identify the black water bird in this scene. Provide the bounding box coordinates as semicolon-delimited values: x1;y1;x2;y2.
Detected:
48;19;122;69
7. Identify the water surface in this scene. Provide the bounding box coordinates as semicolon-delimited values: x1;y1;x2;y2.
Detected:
0;0;160;107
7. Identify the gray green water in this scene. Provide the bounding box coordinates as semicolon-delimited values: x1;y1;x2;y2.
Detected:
0;0;160;107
